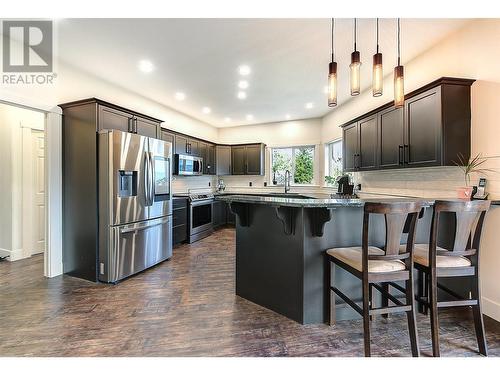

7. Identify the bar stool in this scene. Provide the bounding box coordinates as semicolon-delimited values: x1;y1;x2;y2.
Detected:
326;201;423;357
410;200;491;357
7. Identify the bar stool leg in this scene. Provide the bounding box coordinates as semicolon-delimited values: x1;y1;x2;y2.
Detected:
362;277;371;357
429;271;440;357
471;274;488;356
417;270;424;314
381;283;389;319
405;278;420;357
329;261;336;326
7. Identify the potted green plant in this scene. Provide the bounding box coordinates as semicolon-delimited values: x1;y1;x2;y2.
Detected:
454;153;494;199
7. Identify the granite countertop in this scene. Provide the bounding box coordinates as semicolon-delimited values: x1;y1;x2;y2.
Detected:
215;193;437;208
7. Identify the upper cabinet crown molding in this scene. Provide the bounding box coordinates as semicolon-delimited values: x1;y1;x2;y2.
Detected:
59;98;163;124
342;77;474;172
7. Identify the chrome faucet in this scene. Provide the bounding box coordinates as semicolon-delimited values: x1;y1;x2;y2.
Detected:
284;170;291;194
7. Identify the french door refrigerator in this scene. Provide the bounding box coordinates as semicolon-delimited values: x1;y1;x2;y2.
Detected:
97;130;173;282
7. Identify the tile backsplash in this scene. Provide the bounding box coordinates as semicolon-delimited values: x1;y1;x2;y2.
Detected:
172;175;217;194
354;161;500;199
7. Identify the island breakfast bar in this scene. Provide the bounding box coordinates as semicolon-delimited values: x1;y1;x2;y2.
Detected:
216;194;464;325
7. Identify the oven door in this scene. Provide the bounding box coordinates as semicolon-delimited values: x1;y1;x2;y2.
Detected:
190;199;213;235
175;154;203;176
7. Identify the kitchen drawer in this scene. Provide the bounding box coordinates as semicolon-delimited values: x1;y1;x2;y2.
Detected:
173;208;187;226
173;224;187;244
173;197;188;209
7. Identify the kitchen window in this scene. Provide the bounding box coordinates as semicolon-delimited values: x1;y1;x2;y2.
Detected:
271;146;315;185
325;139;343;185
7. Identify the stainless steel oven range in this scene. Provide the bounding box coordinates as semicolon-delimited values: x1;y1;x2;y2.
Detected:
188;193;214;243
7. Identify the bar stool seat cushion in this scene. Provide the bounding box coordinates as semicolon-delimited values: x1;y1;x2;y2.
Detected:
399;244;472;268
326;246;406;273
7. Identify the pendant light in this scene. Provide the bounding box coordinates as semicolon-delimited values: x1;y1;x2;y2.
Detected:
394;18;404;107
372;18;383;97
350;18;361;96
328;18;337;107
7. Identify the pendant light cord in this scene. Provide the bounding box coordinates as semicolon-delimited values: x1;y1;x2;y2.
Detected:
376;18;379;54
354;18;357;51
331;18;335;62
397;18;401;65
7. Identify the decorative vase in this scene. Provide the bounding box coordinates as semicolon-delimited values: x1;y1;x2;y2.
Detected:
457;186;474;199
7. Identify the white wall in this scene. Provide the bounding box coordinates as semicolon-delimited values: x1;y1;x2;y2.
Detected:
0;103;45;261
321;19;500;321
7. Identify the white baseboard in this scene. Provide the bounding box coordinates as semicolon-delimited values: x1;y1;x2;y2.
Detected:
483;297;500;322
0;247;26;262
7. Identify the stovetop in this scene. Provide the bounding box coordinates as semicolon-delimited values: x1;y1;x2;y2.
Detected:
189;193;215;202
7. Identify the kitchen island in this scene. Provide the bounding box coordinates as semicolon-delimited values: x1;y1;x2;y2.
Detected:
216;193;446;325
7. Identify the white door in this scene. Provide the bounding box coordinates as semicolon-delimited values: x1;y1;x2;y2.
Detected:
30;130;45;255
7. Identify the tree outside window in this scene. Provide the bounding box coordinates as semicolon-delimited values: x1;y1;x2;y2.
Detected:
271;146;315;185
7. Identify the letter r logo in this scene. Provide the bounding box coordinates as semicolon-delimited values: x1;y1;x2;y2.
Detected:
2;20;53;72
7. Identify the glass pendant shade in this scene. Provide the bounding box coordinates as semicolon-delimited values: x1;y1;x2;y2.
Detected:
394;64;404;107
328;61;337;107
350;51;361;96
372;52;383;97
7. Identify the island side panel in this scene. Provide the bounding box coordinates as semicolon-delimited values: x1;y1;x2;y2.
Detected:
235;204;306;323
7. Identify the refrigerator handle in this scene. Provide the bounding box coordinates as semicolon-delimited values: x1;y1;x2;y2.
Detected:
149;152;155;206
144;151;151;205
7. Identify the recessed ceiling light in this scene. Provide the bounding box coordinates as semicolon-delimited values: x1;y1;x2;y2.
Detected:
285;114;291;120
246;114;254;121
138;59;154;73
237;91;247;100
174;92;186;101
202;107;211;114
238;80;249;89
224;117;231;123
238;65;251;76
305;102;314;109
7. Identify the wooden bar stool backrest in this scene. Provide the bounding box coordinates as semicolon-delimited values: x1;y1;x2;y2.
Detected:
430;200;491;263
363;202;424;266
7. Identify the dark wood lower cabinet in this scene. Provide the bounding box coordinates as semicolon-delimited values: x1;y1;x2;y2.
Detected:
173;198;188;246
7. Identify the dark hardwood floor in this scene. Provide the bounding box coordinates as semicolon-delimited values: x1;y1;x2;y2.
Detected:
1;227;499;357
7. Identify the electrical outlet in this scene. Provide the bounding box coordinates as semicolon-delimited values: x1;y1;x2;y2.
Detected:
249;182;253;187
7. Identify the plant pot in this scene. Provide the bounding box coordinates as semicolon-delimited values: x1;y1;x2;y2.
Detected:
457;186;474;199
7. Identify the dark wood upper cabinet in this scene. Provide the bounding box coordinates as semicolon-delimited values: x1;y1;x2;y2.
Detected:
134;116;159;139
357;115;378;170
342;123;358;172
405;86;442;167
174;135;189;155
98;106;132;133
231;144;265;175
231;146;246;175
341;77;474;172
189;139;199;157
199;142;216;174
207;144;216;175
378;106;404;169
216;145;232;175
246;144;265;175
160;129;175;145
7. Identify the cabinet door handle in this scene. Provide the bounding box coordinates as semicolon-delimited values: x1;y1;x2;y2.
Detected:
128;118;133;133
404;144;409;164
398;145;404;165
133;118;138;133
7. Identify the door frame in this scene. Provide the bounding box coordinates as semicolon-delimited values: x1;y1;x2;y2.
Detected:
0;94;63;278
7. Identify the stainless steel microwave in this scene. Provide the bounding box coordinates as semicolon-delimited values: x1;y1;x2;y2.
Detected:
174;154;203;176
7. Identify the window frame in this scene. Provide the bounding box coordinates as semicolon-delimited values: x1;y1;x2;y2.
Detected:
270;145;317;186
325;138;343;185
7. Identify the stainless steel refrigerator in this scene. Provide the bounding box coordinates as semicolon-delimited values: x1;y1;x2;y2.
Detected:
97;130;173;282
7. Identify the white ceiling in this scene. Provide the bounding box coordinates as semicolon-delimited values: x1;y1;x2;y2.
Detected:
55;18;469;127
